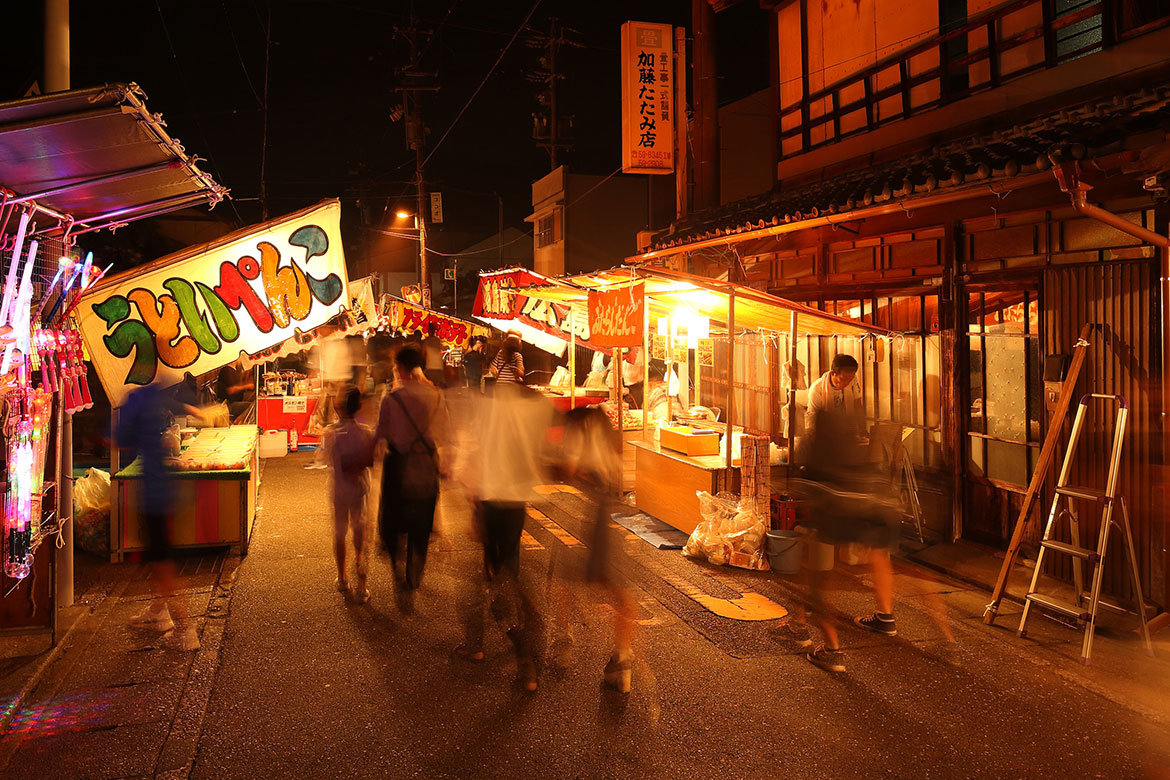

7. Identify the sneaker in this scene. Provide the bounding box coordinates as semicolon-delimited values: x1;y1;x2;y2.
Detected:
854;612;897;637
549;632;575;667
159;625;200;651
779;620;813;648
806;644;846;673
516;658;538;692
129;602;173;632
602;652;632;693
454;643;485;662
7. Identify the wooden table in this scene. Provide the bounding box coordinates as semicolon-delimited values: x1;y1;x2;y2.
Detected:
112;426;259;559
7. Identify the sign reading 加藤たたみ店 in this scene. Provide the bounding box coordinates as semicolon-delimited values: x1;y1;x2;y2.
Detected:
75;200;350;407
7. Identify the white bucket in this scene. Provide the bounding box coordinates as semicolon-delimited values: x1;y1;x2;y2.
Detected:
799;526;835;571
839;542;867;566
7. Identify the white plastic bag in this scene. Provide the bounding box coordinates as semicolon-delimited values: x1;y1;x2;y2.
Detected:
683;491;769;571
74;468;111;556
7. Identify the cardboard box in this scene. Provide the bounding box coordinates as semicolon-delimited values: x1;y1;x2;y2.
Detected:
659;426;720;456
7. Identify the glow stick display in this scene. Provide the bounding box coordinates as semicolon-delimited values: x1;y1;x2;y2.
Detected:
0;211;30;327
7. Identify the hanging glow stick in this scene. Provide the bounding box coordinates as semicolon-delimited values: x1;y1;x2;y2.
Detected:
2;240;38;376
0;211;30;327
44;258;84;326
33;256;73;324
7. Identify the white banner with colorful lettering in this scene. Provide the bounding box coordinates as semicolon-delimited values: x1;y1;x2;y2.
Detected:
76;200;350;407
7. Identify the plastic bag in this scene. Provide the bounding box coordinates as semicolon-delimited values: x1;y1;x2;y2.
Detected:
683;491;769;571
73;467;111;556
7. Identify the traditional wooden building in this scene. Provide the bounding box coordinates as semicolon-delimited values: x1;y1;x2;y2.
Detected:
641;0;1170;608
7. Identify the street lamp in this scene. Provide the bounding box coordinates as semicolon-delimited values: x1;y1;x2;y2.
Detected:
394;209;429;308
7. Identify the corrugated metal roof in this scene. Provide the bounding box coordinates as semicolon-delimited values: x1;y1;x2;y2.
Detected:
0;83;227;237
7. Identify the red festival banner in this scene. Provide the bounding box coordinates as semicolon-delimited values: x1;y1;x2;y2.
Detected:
472;269;605;351
587;283;643;348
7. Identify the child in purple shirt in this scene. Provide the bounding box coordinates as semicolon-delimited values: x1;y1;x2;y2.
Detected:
325;386;373;603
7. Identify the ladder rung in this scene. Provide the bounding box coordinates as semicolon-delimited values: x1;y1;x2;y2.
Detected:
1040;540;1098;562
1025;592;1090;621
1055;485;1110;503
1079;592;1149;616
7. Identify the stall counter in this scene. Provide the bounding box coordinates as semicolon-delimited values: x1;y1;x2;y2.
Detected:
631;439;738;534
112;426;259;559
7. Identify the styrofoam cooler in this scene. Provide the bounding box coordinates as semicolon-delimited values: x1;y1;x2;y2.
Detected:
259;429;288;458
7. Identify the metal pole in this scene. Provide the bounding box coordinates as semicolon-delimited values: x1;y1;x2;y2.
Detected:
615;346;624;496
726;291;735;477
47;0;74;609
642;300;650;437
497;192;504;266
569;307;576;411
417;180;430;309
787;310;798;491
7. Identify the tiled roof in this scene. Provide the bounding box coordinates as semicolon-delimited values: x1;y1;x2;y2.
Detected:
651;86;1170;250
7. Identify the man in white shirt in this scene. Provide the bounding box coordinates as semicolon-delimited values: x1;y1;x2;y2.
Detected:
804;353;863;442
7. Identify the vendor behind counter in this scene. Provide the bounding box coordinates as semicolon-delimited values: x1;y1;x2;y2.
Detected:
216;358;256;420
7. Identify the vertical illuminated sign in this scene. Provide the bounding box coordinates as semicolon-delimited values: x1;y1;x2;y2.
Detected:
621;21;674;175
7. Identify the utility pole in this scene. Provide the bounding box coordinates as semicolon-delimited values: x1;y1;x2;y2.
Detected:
260;1;272;220
528;18;581;171
395;7;438;308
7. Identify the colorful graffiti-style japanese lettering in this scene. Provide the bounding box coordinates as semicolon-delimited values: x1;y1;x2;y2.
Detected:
90;223;345;388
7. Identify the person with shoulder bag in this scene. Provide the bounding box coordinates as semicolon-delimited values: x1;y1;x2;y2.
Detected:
373;343;450;591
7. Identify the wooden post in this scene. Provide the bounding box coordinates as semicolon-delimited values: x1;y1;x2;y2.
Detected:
726;291;736;477
983;323;1094;625
674;26;688;220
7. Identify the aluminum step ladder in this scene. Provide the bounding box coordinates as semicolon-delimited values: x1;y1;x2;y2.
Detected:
1016;394;1154;664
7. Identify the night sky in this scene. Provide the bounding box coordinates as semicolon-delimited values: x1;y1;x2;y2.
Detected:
2;1;769;266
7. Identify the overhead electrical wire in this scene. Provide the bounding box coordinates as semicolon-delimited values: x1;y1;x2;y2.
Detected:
420;0;543;170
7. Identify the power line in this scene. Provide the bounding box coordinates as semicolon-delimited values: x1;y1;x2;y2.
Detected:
220;0;263;107
420;0;543;170
154;0;246;228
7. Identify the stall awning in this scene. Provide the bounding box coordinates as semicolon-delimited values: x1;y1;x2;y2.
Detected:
0;83;227;237
511;266;892;338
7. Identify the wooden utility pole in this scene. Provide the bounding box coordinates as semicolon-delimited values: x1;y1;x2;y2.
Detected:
396;9;438;308
529;18;580;171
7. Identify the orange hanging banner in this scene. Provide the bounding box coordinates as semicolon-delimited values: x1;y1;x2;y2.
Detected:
588;283;644;348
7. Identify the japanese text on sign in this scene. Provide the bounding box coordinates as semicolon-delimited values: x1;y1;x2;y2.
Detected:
76;201;350;407
621;21;674;174
588;284;644;348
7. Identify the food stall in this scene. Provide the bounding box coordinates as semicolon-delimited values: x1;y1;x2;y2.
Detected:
0;83;227;641
503;265;895;534
472;268;623;412
74;200;355;558
114;426;259;554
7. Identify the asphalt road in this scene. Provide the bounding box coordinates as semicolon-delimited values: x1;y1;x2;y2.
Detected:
190;452;1170;780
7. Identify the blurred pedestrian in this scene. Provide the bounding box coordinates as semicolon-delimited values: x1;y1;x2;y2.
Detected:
326;385;373;603
796;400;900;674
488;331;525;384
462;336;487;392
423;330;446;387
454;382;551;692
557;406;636;692
121;384;199;651
215;356;255;422
374;343;449;591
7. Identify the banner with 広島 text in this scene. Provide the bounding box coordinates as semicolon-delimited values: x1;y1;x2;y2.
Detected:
621;21;673;175
588;283;644;348
76;200;350;406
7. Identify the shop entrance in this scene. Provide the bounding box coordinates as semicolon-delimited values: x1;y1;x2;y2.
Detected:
961;283;1044;547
